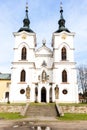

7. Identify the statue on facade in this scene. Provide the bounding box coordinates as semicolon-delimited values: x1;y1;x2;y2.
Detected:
42;70;46;82
26;86;30;99
55;86;59;99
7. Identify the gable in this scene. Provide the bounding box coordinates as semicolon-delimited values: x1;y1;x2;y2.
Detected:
36;45;52;55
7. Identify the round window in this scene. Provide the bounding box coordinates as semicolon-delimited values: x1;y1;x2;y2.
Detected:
20;89;25;94
62;89;68;95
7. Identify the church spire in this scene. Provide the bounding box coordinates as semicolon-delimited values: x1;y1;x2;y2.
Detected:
55;2;70;33
18;2;34;33
23;2;30;28
60;2;64;19
58;2;65;29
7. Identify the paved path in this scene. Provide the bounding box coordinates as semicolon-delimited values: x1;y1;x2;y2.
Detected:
0;117;87;130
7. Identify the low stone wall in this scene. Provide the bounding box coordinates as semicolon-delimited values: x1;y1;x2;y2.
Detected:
0;105;25;113
61;106;87;113
0;105;87;114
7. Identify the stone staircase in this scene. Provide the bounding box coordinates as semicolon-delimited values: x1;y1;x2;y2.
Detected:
25;103;58;117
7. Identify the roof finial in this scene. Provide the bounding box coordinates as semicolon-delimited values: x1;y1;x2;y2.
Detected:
60;1;63;19
42;38;46;46
26;1;28;11
22;1;30;28
25;1;29;19
60;1;63;10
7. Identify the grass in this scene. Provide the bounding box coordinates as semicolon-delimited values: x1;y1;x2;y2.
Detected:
0;103;87;120
0;112;24;120
0;112;87;121
58;113;87;121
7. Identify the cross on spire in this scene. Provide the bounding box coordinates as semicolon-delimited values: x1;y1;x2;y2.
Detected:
26;1;28;10
60;1;63;10
60;2;63;19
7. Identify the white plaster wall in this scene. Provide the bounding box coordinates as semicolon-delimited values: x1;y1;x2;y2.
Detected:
53;32;75;63
10;30;78;103
52;31;78;103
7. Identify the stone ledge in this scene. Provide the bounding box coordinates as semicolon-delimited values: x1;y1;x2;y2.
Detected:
61;106;87;113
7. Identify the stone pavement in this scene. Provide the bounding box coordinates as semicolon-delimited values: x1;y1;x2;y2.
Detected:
0;117;87;130
0;117;57;128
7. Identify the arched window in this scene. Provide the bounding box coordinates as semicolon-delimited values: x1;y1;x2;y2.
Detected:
21;47;27;60
20;70;26;82
62;70;67;82
61;47;67;60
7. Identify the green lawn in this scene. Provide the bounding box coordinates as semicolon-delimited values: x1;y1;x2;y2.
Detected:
0;112;24;120
0;112;87;120
59;113;87;121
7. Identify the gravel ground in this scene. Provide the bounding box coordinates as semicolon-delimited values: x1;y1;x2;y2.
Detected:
0;118;87;130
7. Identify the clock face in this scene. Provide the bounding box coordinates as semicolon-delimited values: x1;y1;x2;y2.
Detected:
22;34;27;39
61;34;67;40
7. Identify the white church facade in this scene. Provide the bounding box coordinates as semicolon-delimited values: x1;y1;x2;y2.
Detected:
9;4;78;103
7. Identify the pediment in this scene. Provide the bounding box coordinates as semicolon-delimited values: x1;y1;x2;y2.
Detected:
36;45;52;55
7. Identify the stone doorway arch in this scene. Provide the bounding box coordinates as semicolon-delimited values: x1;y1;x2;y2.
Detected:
41;87;46;102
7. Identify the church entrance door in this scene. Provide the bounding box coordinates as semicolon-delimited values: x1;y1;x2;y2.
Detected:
41;87;46;102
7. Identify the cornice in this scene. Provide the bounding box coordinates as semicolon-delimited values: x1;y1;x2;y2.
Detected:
13;31;36;37
52;61;76;68
36;67;53;70
35;54;53;57
53;48;75;51
12;61;34;64
52;31;75;37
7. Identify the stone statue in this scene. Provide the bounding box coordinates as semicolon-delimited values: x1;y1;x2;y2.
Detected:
55;87;59;99
42;70;46;82
26;86;30;99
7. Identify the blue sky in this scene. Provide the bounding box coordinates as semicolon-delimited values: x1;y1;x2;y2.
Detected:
0;0;87;73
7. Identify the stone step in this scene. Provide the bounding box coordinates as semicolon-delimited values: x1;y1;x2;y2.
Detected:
25;103;57;117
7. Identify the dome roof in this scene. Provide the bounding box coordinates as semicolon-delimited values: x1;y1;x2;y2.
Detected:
18;3;34;33
55;26;70;33
55;3;70;33
18;27;34;33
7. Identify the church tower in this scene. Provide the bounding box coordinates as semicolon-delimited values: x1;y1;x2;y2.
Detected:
52;3;78;103
10;3;36;102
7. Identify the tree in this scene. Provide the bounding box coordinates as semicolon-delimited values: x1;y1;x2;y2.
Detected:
78;65;87;102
